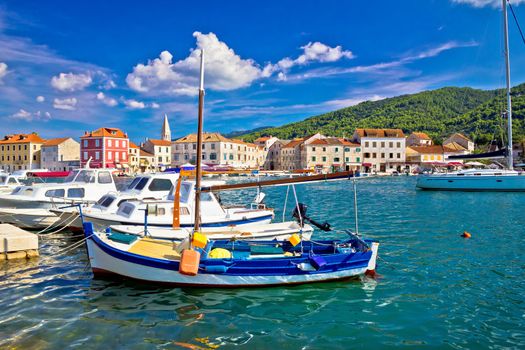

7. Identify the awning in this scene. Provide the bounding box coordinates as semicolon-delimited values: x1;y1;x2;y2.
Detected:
447;162;463;166
362;163;372;167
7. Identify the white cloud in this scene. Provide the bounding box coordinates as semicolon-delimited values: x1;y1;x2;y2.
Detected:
264;41;354;80
96;92;118;107
36;95;45;102
151;102;160;109
51;72;92;92
451;0;525;7
127;31;263;96
0;62;7;82
53;97;77;110
123;98;145;109
9;108;51;121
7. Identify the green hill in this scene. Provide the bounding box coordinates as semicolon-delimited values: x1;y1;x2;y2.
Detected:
239;84;525;144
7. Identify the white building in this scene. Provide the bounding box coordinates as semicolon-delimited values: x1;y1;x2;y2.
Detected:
41;137;80;171
352;128;406;173
142;139;172;171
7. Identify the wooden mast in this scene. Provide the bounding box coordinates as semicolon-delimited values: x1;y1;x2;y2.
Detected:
193;50;205;232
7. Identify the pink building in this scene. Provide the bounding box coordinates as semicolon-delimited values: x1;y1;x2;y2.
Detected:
80;127;129;170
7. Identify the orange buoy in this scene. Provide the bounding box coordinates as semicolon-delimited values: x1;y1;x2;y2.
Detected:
462;231;472;238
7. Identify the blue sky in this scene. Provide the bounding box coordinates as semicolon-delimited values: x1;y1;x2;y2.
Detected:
0;0;524;143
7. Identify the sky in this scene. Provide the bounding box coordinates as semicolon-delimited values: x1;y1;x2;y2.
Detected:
1;0;525;143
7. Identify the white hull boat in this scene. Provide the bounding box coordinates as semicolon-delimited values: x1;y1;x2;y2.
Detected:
416;169;525;191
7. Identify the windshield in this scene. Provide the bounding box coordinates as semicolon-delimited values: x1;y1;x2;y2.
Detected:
63;170;79;183
74;170;95;183
0;176;6;184
126;177;143;190
134;177;149;191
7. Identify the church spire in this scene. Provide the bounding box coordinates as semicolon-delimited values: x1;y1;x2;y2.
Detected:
161;114;171;141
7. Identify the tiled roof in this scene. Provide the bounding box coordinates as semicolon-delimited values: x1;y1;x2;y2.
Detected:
411;132;431;140
408;145;447;154
355;128;405;138
81;127;127;139
443;141;467;152
147;139;172;146
42;137;70;147
283;138;304;149
255;136;271;142
308;138;360;146
129;142;140;149
0;133;46;144
449;133;471;142
174;132;231;143
139;150;154;157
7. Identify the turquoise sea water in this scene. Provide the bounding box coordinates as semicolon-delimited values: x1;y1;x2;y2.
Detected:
1;176;525;349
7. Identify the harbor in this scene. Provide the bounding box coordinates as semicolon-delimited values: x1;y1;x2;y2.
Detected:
1;176;524;348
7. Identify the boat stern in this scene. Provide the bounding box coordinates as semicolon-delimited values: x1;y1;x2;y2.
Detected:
365;241;379;277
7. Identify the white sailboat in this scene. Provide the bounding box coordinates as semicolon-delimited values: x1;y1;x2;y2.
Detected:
416;0;525;191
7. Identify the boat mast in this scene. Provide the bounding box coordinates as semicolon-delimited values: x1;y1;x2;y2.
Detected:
193;50;205;231
503;0;514;170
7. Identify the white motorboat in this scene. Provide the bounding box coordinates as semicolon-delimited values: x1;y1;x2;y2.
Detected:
416;0;525;192
0;168;118;229
0;174;24;194
49;172;180;231
81;179;275;230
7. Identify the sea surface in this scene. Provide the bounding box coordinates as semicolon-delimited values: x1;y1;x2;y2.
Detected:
1;176;524;349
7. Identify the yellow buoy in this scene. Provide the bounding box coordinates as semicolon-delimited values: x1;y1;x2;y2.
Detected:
192;232;208;249
208;248;232;259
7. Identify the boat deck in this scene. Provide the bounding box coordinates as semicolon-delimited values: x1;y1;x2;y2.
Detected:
127;237;181;260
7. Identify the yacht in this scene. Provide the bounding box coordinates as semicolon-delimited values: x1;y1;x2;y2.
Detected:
81;179;275;230
0;168;118;229
417;0;525;192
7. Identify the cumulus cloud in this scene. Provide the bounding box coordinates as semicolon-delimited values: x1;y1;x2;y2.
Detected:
0;62;7;82
96;92;118;107
51;72;92;91
126;32;263;96
263;41;354;80
9;109;51;121
451;0;525;7
151;102;160;109
53;97;77;110
36;95;45;102
123;98;145;109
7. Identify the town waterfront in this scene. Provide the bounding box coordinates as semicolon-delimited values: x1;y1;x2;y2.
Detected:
1;176;524;349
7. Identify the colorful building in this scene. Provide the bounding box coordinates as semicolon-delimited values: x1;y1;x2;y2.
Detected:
352;128;406;173
0;133;46;172
80;127;129;170
41;137;80;171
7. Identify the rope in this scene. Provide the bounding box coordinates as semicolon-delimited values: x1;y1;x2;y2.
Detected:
508;0;525;46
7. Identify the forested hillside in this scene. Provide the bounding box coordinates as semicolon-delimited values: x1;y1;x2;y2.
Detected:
239;84;525;144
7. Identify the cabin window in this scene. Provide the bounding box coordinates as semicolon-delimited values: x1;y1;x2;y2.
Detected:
134;177;149;190
45;189;65;197
200;192;213;201
68;188;85;198
127;177;142;189
157;207;166;215
149;179;173;192
180;183;192;203
121;205;133;215
98;171;112;184
97;195;115;208
7;178;17;185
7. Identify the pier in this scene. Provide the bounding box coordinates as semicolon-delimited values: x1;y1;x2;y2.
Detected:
0;224;39;260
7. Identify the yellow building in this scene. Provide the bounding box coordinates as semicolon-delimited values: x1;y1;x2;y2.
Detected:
0;133;46;172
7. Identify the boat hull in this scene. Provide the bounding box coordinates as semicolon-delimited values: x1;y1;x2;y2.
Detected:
416;174;525;191
86;237;376;287
0;208;58;229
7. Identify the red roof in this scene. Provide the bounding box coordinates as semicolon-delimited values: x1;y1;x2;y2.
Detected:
355;128;405;138
81;127;127;139
43;137;70;147
0;133;46;144
129;142;140;149
147;139;171;146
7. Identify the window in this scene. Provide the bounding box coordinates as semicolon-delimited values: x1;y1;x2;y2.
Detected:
345;157;349;162
83;140;88;147
193;143;197;150
335;147;339;152
322;147;326;152
149;179;173;192
202;153;206;160
381;153;385;158
211;143;216;150
210;153;217;160
158;156;162;162
397;153;401;158
122;152;126;160
108;151;112;160
123;141;127;148
389;142;393;148
115;152;120;161
96;195;115;208
115;140;119;148
8;178;17;184
67;188;85;198
45;189;65;197
95;139;100;147
83;152;88;160
396;142;401;148
95;151;100;160
98;171;112;184
356;148;361;152
344;147;350;152
229;154;234;160
372;142;377;147
322;156;327;162
334;157;340;162
380;142;385;148
134;177;149;190
24;145;28;150
372;153;377;158
312;156;316;161
223;154;227;160
312;147;316;151
108;140;112;147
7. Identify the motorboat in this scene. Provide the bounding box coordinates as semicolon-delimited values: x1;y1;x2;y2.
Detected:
49;172;180;231
81;179;275;230
0;174;24;194
0;168;118;229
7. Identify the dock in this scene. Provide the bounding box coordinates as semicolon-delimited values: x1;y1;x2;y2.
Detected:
0;224;39;260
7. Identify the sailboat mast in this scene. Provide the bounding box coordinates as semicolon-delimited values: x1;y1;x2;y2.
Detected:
194;50;205;231
503;0;514;170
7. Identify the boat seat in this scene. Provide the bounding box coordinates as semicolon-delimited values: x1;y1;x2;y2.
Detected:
127;237;181;261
